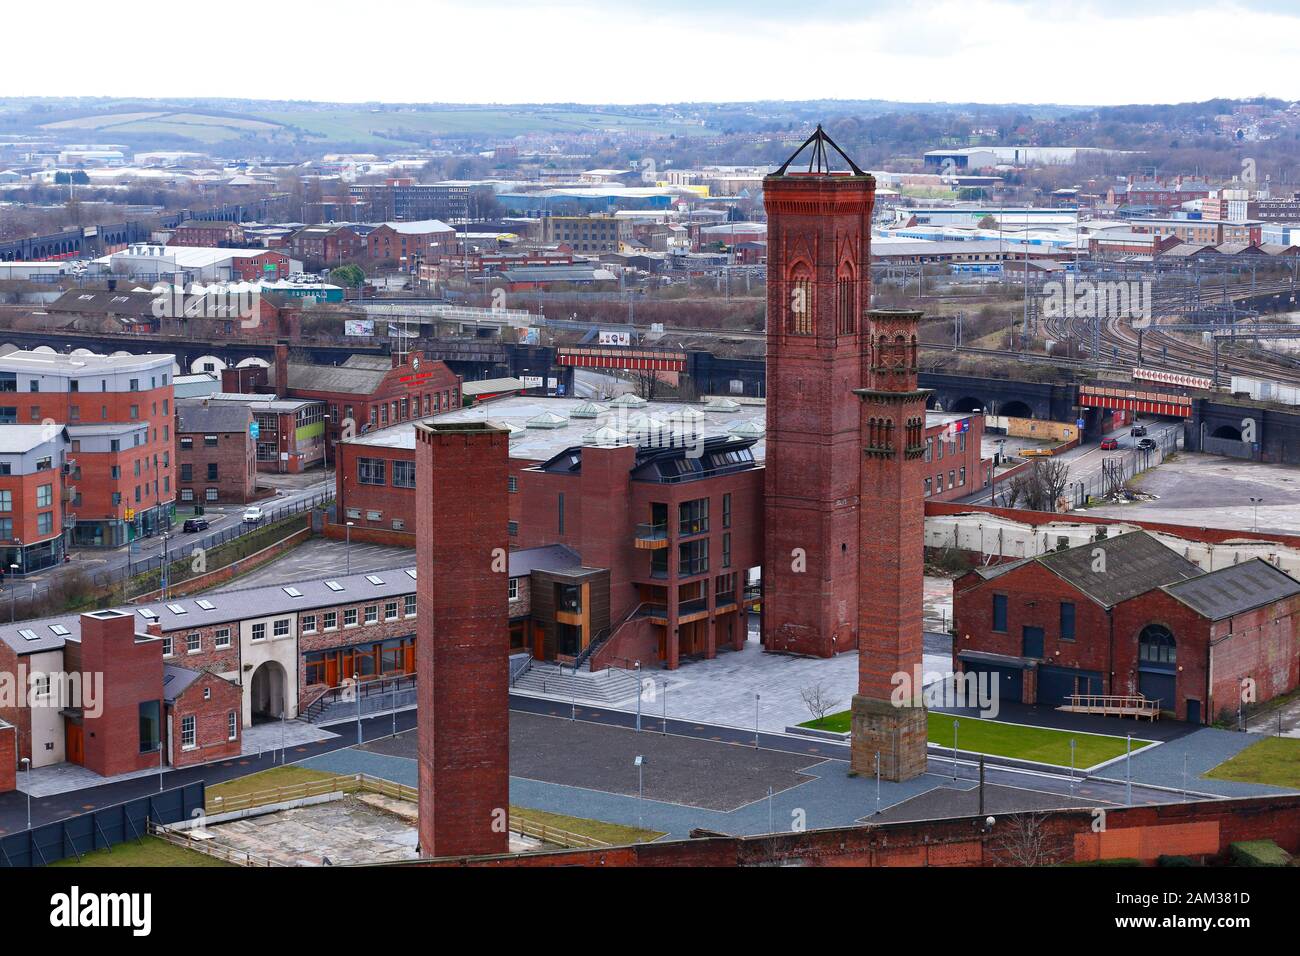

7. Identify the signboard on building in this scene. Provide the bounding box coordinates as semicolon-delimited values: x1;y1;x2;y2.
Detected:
344;319;375;337
521;376;544;389
598;330;632;346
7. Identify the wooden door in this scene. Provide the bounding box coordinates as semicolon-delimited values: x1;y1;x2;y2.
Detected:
66;722;84;765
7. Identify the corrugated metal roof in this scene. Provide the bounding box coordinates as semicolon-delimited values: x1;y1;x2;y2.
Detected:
1037;531;1203;609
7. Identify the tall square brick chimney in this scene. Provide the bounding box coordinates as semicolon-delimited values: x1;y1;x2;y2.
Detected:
415;421;511;857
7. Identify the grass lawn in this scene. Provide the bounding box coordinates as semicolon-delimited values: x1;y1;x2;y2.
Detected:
1205;737;1300;790
206;765;339;803
799;711;1152;766
511;805;663;845
49;836;233;868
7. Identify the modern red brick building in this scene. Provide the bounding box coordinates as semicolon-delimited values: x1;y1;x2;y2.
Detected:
175;399;259;505
0;425;70;574
953;530;1300;723
415;421;510;858
0;720;14;793
0;349;177;549
165;666;242;769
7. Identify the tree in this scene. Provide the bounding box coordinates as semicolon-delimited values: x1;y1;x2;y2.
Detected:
989;811;1071;867
1002;458;1070;512
332;263;366;288
799;682;840;725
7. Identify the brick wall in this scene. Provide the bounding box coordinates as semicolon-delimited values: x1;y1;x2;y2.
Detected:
410;794;1300;867
169;673;241;769
0;723;14;793
78;610;165;778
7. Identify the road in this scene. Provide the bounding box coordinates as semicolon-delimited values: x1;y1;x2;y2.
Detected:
11;475;335;598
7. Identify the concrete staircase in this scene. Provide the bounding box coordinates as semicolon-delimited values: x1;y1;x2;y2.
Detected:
512;661;641;704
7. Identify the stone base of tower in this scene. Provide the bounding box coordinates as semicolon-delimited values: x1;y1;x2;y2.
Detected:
849;695;928;782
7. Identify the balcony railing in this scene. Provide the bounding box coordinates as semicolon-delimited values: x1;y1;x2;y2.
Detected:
635;522;668;541
679;557;709;577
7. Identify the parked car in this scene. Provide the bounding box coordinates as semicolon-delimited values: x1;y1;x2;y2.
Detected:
1131;424;1148;437
1137;438;1157;451
182;518;209;533
1100;438;1120;450
242;506;265;524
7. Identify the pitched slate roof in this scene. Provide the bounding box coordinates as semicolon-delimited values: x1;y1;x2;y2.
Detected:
1163;559;1300;621
176;399;253;434
975;531;1204;609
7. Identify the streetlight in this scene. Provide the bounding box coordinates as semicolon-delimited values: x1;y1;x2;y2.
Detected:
1125;734;1132;806
8;564;18;623
355;672;362;745
160;532;170;600
634;661;641;731
345;521;355;574
20;757;30;830
634;755;644;829
661;680;667;735
1249;497;1263;533
754;692;761;748
952;719;960;780
1069;738;1076;792
874;751;881;816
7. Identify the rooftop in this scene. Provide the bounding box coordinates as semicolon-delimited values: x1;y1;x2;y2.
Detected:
0;349;174;376
1163;559;1300;621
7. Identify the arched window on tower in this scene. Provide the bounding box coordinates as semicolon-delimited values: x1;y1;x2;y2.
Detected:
835;263;856;335
787;263;813;336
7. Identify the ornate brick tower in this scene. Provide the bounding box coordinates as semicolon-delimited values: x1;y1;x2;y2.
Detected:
415;421;510;857
852;309;929;781
762;126;875;658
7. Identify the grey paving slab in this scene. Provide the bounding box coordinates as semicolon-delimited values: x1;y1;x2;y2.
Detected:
1096;726;1297;798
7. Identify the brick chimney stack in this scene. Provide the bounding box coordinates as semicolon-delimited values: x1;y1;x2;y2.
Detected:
274;341;289;399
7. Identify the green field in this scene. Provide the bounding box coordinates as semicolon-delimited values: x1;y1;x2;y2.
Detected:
1205;737;1300;790
205;765;338;803
800;711;1152;767
511;805;663;845
39;105;706;149
49;836;233;868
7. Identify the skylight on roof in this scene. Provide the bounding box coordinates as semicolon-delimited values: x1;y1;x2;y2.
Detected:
18;628;38;641
366;575;384;585
404;569;417;579
283;587;303;597
196;599;215;610
326;581;345;592
49;624;70;636
138;609;158;620
167;603;186;614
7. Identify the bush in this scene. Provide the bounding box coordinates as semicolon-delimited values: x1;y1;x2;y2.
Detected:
1229;840;1291;867
1157;855;1201;867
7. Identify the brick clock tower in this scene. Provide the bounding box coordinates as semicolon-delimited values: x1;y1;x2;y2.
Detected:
415;421;511;857
763;127;928;781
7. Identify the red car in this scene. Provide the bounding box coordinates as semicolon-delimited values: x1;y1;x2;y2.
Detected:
1100;438;1120;450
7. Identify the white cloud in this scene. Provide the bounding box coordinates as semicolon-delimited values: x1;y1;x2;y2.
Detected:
4;0;1298;105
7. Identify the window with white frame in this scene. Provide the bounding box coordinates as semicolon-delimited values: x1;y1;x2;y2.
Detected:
384;600;398;621
302;615;317;634
324;611;338;630
404;594;416;617
364;605;378;624
162;635;174;656
273;618;290;638
214;628;230;649
251;622;266;641
186;632;201;654
508;578;519;600
181;715;196;749
228;711;238;741
344;609;357;627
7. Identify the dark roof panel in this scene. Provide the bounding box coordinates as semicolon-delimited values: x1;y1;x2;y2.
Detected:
1163;559;1300;620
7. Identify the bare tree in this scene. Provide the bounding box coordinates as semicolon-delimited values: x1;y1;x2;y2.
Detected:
988;811;1068;867
799;682;840;725
1001;459;1069;512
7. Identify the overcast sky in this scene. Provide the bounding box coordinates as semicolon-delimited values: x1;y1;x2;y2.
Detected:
9;0;1300;106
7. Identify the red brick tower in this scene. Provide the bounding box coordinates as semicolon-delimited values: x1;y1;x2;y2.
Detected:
762;126;874;658
852;309;929;781
415;421;510;858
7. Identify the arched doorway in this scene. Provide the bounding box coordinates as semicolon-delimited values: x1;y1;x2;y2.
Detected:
950;396;983;414
1000;399;1034;420
1137;624;1176;713
1211;424;1243;441
250;660;288;723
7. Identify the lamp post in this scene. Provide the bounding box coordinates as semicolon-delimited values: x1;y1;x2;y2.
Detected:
355;672;362;745
20;757;30;830
634;661;642;731
1069;738;1076;792
875;751;881;816
345;521;355;574
1249;497;1263;533
160;532;170;600
952;719;960;780
8;563;18;622
754;692;760;748
1125;734;1132;806
661;680;667;735
634;755;644;829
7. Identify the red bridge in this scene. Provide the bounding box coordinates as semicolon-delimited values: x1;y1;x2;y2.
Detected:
1079;384;1193;419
